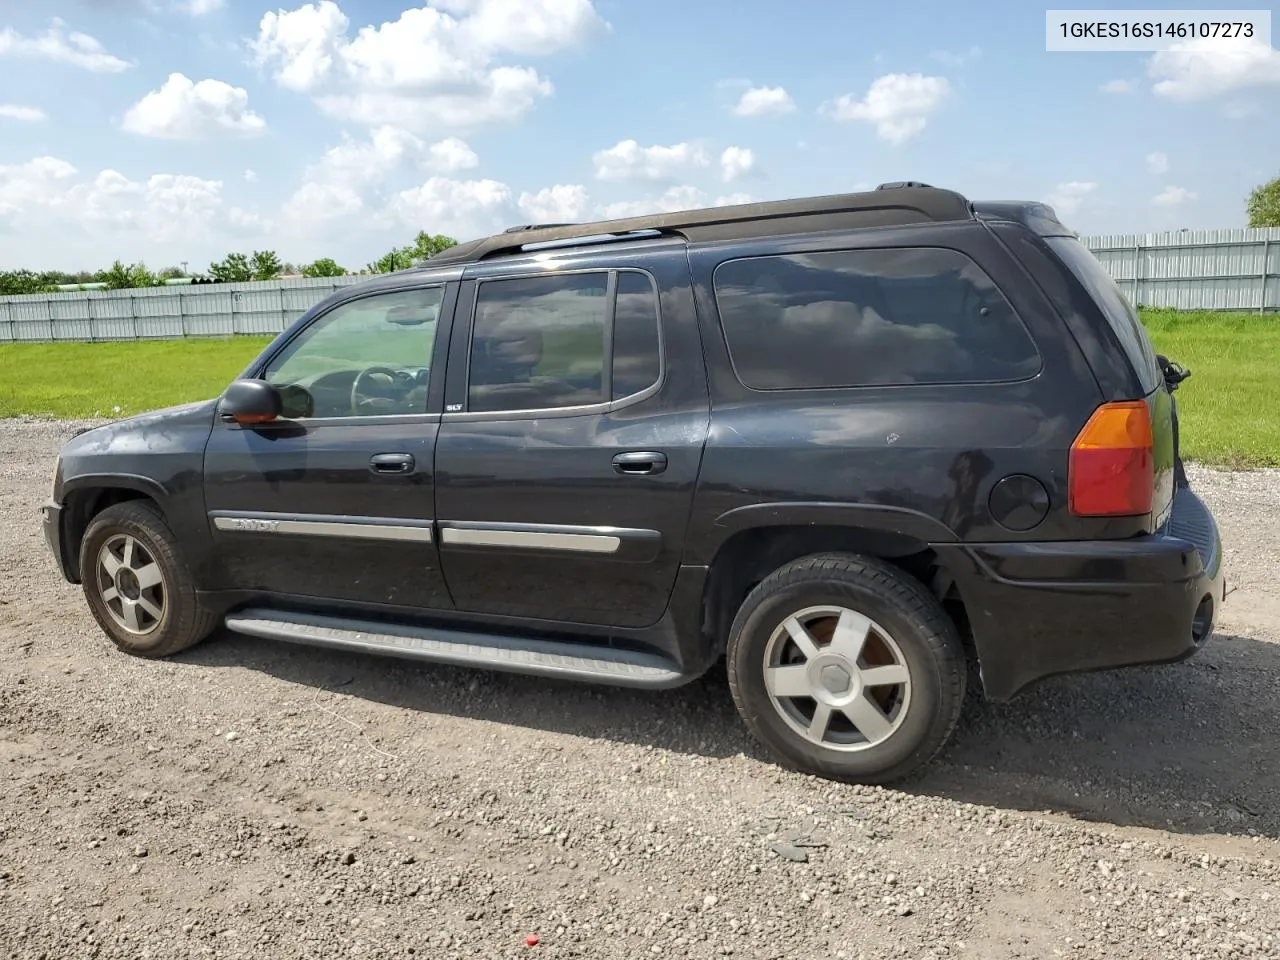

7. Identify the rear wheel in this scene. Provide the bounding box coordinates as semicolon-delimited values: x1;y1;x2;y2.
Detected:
727;553;966;784
79;501;218;658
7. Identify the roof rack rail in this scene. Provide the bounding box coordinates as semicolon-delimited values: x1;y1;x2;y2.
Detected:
502;223;578;234
876;181;933;190
429;186;972;266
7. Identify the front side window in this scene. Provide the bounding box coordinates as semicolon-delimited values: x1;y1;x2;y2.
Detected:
264;287;442;418
713;248;1042;390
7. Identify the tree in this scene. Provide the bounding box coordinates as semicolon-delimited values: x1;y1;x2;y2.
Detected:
367;247;416;274
208;252;252;283
157;265;186;280
410;230;457;261
303;257;347;278
94;260;158;290
39;269;94;286
0;269;55;296
1247;176;1280;227
250;249;283;281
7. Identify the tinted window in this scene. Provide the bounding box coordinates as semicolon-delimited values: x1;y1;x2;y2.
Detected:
264;287;441;418
469;273;608;413
612;272;662;400
713;248;1041;390
1046;237;1161;394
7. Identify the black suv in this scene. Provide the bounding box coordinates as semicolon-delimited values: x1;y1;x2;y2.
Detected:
42;185;1224;783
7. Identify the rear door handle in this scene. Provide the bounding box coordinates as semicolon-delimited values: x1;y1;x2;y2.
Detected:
370;453;415;475
612;451;667;476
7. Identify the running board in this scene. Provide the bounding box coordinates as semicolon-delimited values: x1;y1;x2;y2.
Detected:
223;608;689;689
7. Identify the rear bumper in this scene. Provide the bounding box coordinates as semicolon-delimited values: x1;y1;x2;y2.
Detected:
945;485;1224;701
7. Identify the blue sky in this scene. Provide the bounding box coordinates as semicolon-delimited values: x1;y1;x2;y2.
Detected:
1;0;1278;272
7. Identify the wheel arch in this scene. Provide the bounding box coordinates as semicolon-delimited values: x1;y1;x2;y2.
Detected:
59;475;169;583
699;507;973;672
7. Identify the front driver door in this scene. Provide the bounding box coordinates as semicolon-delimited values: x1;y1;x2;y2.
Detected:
202;283;454;612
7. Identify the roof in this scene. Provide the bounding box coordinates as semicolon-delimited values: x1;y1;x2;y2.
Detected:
429;184;974;266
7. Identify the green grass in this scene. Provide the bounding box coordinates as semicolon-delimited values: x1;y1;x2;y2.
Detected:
1140;309;1280;468
0;337;272;420
1;311;1277;467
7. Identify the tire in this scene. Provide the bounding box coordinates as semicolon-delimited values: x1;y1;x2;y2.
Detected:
726;552;966;785
78;500;218;659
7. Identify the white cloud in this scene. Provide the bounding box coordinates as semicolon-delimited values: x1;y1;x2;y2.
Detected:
227;206;272;235
0;157;78;221
281;126;477;227
252;0;606;132
122;74;266;140
720;146;755;183
451;0;607;56
518;184;589;223
825;73;951;144
0;157;223;246
0;104;46;122
390;176;512;234
593;140;709;182
244;169;258;182
1046;181;1097;217
1153;185;1198;207
1100;78;1136;94
714;192;755;207
598;185;707;220
426;136;480;173
732;85;795;118
0;19;131;73
282;180;365;227
1148;36;1280;100
181;0;225;13
1146;151;1169;175
930;45;981;66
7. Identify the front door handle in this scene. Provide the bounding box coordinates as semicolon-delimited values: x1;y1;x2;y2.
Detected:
612;451;667;476
370;453;415;475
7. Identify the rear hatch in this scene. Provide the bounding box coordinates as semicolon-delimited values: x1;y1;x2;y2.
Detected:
1045;237;1176;531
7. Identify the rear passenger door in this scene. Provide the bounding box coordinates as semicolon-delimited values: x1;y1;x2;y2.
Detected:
433;248;709;628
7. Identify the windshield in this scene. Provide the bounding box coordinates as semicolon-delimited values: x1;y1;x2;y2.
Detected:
1045;237;1161;395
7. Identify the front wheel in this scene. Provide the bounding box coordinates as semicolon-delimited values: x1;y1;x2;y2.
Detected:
726;553;966;784
79;500;218;658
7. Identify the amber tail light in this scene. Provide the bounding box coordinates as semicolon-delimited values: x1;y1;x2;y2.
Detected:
1068;401;1154;517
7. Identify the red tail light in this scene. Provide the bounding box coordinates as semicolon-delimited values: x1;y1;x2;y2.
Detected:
1069;401;1154;517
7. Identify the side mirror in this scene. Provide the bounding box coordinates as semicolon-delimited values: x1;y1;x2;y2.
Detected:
219;379;282;425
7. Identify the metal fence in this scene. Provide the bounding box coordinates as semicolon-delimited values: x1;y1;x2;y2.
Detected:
4;227;1280;343
1081;227;1280;313
0;276;365;343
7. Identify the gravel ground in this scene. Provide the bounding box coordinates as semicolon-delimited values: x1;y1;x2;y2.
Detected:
2;416;1278;960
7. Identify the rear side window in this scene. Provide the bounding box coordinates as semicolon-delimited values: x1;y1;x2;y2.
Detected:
467;270;662;414
1045;237;1161;394
713;248;1041;390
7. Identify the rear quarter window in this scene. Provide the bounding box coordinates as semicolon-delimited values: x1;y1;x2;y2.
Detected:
712;247;1042;390
1045;237;1162;395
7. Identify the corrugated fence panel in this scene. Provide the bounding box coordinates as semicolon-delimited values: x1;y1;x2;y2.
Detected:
1084;227;1280;313
1;237;1276;343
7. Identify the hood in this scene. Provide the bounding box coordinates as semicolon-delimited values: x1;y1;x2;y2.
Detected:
62;398;220;457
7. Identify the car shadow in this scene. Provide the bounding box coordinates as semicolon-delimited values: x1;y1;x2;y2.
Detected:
179;628;1280;840
910;631;1280;839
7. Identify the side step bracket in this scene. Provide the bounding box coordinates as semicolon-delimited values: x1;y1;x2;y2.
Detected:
223;608;690;690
